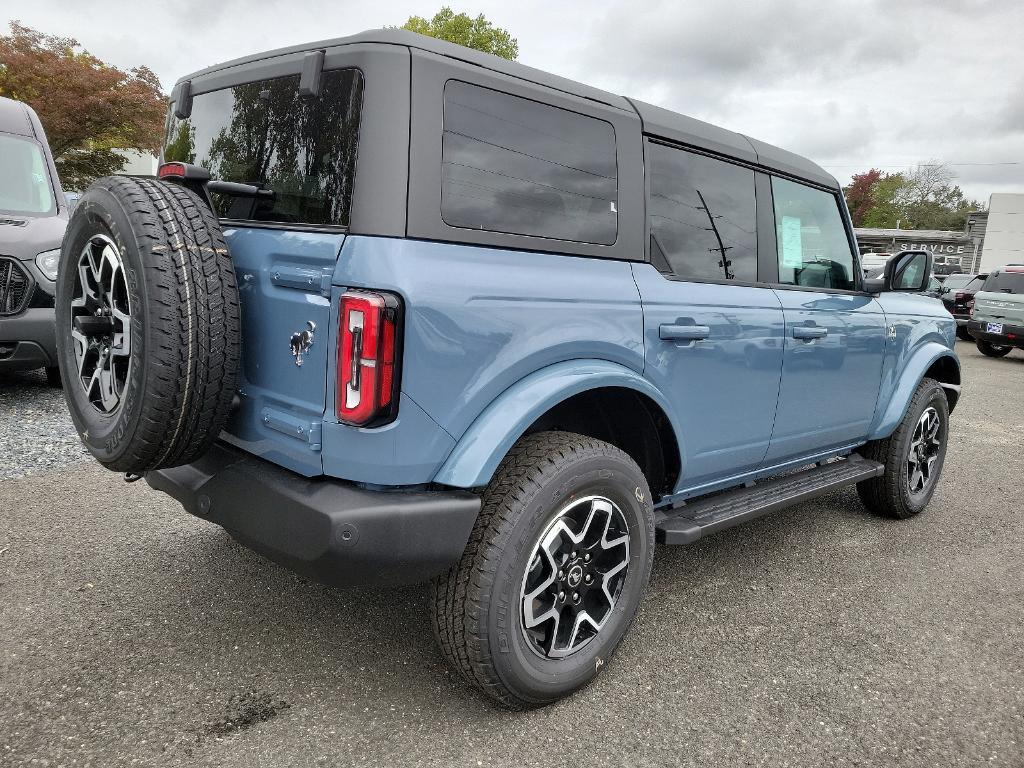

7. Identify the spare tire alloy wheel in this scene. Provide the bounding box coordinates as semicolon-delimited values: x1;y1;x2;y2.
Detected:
56;176;241;474
70;233;132;414
520;495;630;658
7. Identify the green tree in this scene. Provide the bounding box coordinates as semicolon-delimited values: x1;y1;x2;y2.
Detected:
854;163;982;231
400;8;518;60
164;121;195;164
0;22;166;190
861;173;905;228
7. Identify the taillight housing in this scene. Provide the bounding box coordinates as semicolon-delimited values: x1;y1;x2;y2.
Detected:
968;299;976;317
337;289;402;427
157;162;186;179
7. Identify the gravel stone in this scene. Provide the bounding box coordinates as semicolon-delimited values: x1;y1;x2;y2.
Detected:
0;369;89;480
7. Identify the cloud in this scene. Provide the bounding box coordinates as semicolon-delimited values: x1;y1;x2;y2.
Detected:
5;0;1022;201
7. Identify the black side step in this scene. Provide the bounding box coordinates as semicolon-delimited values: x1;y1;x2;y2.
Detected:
655;454;884;545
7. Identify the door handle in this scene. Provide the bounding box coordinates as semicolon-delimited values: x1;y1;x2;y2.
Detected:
792;326;828;340
660;324;711;342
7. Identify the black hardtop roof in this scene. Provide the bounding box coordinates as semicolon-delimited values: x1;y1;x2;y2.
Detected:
175;28;838;189
0;96;38;138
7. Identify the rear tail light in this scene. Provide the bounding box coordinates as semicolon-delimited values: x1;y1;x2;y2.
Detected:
968;299;975;317
157;162;186;179
337;290;402;426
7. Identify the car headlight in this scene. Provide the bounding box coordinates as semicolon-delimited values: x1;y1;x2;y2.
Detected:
35;249;61;281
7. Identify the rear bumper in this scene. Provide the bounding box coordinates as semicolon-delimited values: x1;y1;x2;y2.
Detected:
967;319;1024;349
145;443;481;587
0;308;57;372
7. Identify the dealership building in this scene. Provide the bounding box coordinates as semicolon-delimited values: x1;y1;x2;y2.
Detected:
855;193;1024;274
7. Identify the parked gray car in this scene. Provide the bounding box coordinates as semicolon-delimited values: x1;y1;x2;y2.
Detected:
0;96;68;384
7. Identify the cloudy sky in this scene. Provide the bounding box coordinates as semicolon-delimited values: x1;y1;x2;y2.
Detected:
6;0;1022;201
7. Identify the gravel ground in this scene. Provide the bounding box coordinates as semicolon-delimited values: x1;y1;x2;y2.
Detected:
1;341;1022;767
0;369;88;480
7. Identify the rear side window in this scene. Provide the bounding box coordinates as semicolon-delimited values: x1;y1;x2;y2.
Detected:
441;80;617;245
771;177;857;291
941;274;973;289
647;142;757;282
965;276;986;291
164;68;363;227
983;270;1024;294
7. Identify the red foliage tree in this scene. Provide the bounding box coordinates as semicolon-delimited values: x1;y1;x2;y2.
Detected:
843;168;884;227
0;22;166;190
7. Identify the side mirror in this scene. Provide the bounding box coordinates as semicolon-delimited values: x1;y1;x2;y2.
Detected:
885;250;933;293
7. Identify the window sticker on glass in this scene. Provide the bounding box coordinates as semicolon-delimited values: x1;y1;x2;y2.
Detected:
781;215;803;269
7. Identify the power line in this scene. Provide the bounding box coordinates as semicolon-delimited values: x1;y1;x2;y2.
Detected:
821;161;1022;168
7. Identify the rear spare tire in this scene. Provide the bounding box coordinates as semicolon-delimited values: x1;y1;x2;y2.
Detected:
55;176;240;473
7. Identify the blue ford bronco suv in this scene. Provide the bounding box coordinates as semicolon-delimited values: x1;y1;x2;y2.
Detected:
56;30;960;707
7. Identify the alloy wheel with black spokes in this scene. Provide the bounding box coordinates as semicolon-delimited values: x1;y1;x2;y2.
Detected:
907;406;943;496
431;431;655;708
69;233;132;414
858;377;950;519
520;495;631;659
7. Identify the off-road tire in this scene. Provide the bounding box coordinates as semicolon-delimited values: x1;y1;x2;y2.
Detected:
430;431;655;708
55;176;240;473
976;339;1012;357
857;377;949;519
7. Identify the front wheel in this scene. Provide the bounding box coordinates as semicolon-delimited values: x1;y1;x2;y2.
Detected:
976;339;1012;357
430;431;655;708
857;377;949;519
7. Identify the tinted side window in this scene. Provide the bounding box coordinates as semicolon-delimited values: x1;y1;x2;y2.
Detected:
965;276;986;291
441;80;617;245
164;68;363;227
647;143;757;281
771;177;856;291
983;271;1024;294
941;274;972;289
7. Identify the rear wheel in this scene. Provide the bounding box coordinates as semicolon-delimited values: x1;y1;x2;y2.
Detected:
955;325;973;341
44;366;62;388
857;377;949;519
430;431;655;708
976;339;1012;357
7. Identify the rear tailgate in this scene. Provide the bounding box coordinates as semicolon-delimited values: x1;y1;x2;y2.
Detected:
221;228;343;476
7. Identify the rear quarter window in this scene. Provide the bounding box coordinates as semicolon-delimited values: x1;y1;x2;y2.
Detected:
164;68;363;227
982;271;1024;294
440;80;618;245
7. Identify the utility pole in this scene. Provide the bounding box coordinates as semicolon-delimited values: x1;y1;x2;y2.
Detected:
695;189;734;280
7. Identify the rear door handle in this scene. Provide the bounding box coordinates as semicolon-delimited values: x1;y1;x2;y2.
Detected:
660;324;711;342
792;326;828;340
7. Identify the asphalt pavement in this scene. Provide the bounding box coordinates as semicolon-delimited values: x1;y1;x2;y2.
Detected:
1;340;1022;767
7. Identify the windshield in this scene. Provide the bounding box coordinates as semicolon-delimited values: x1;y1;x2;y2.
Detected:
0;133;56;216
163;68;363;227
982;271;1024;295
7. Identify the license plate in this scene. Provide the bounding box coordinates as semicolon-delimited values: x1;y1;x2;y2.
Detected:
987;323;1004;335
